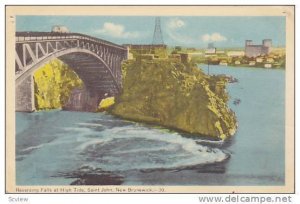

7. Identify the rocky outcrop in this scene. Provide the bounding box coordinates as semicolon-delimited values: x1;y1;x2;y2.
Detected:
111;60;237;140
33;59;83;110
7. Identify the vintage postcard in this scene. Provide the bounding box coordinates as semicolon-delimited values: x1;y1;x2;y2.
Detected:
5;5;295;193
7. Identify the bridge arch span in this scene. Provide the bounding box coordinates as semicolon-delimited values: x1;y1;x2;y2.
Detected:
15;32;128;112
16;48;120;92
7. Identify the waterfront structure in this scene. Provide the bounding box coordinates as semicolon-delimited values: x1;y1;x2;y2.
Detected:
219;60;228;66
264;63;272;68
249;61;256;66
266;57;275;63
256;57;264;63
227;51;245;57
245;39;272;57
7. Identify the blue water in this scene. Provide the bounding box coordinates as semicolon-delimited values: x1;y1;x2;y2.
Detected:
15;65;285;185
200;65;285;184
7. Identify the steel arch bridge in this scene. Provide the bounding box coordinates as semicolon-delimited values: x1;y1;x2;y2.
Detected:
15;32;128;112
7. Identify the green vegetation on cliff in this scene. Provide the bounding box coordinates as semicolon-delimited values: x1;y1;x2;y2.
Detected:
34;59;83;110
111;59;237;140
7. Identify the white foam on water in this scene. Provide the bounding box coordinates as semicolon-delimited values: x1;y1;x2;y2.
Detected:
77;125;229;171
62;127;94;132
77;122;104;127
20;144;45;152
16;117;229;184
195;138;224;145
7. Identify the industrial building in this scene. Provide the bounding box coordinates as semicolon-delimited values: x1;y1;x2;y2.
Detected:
205;42;216;54
245;39;272;57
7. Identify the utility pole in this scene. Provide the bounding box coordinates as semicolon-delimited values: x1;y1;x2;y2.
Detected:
207;59;210;75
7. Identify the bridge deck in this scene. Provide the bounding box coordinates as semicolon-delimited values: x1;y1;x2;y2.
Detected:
16;32;127;50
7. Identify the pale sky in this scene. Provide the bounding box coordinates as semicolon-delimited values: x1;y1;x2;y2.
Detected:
16;16;286;48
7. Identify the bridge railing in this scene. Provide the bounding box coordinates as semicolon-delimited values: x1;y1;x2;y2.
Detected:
16;32;127;51
16;35;79;42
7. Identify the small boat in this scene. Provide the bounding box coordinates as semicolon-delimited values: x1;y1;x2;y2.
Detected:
233;98;241;105
228;76;239;83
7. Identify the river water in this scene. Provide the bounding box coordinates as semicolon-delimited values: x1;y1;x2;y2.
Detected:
16;65;285;186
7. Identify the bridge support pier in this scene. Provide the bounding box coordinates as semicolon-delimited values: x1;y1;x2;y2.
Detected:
15;75;35;112
84;91;104;112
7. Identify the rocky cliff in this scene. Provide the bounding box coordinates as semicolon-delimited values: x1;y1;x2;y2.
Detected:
33;59;83;110
111;60;237;140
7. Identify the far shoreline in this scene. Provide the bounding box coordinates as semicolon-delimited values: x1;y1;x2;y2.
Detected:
197;63;285;70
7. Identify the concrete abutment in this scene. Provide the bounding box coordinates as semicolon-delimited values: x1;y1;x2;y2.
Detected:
15;75;35;112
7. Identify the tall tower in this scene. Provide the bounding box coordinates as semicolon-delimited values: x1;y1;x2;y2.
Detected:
152;17;164;45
